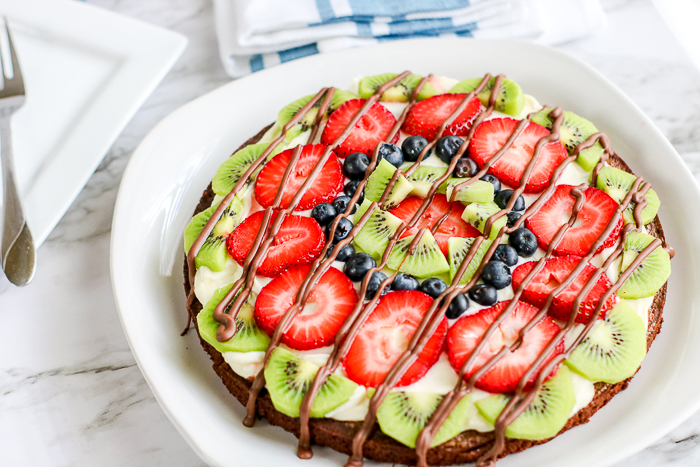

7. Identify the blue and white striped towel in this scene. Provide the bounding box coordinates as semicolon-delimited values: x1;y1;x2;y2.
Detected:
213;0;606;78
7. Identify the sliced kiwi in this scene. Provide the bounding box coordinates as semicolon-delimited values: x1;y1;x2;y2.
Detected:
212;142;270;196
406;166;448;198
278;88;357;130
183;198;244;272
197;284;270;353
449;77;524;116
358;73;437;102
565;299;646;383
461;201;507;239
376;391;471;448
618;231;671;299
448;237;493;285
445;179;495;204
353;198;373;224
476;366;575;440
365;158;414;210
264;347;358;418
353;208;404;261
387;229;450;278
595;166;660;226
530;109;603;171
438;176;464;195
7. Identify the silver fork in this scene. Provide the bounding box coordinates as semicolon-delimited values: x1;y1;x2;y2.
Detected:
0;20;35;286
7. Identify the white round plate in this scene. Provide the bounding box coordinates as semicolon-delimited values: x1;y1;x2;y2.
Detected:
111;38;698;467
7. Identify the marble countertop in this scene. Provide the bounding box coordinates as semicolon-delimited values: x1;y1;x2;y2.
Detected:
1;0;699;465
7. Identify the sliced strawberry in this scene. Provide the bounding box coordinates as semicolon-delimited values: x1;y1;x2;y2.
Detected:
226;211;324;277
255;265;358;350
526;184;622;256
402;94;483;141
343;290;446;387
320;99;399;158
468;118;568;193
254;144;343;211
447;300;564;394
512;256;616;324
389;195;480;255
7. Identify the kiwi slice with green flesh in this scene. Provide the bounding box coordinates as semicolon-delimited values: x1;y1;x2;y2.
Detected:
476;366;575;440
438;176;463;195
448;237;494;285
197;284;270;353
618;231;671;299
212;142;270;196
184;198;244;272
407;166;448;198
358;73;438;102
277;88;357;130
449;77;524;117
595;166;660;226
445;179;495;204
365;159;415;210
387;229;450;278
376;391;472;448
265;347;358;418
461;201;507;239
353;208;404;261
530;109;603;172
353;198;373;224
565;299;646;383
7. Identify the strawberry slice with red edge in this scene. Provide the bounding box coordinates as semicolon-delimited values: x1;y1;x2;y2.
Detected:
526;184;622;256
343;290;446;388
254;144;343;211
320;99;399;158
401;94;483;142
226;211;324;277
255;265;358;350
447;300;564;394
390;194;480;256
468;118;568;193
512;256;616;324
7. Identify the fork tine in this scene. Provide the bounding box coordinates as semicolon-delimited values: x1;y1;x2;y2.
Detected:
0;20;24;97
5;22;24;91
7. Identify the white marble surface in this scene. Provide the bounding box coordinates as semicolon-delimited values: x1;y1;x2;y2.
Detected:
1;0;699;465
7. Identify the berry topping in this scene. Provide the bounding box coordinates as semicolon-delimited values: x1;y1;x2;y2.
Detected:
343;180;364;204
332;196;357;216
255;144;343;211
447;300;564;393
469;284;498;306
506;211;522;228
311;202;337;226
468;118;568;193
435;136;465;164
526;184;622;256
446;293;470;319
366;271;389;299
512;255;616;323
509;227;538;257
332;217;354;243
226;211;324;277
343;290;446;387
344;252;376;281
495;189;525;211
402;94;483;141
480;174;501;193
454;157;478;178
321;99;399;158
255;265;358;350
481;261;512;290
419;277;447;298
343;152;371;180
402;135;429;162
492;244;519;267
334;243;355;262
392;272;420;291
378;143;404;167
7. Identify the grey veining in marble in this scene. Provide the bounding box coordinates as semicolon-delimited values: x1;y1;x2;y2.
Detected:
0;0;699;465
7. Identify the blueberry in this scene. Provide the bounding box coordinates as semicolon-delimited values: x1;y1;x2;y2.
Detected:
492;244;519;267
334;243;355;262
344;180;364;204
420;277;447;299
311;202;337;227
494;189;525;211
435;136;464;164
480;174;501;193
392;272;420;291
366;271;389;299
506;211;522;228
332;196;357;215
481;261;512;289
469;284;498;306
454;158;478;178
402;136;429;162
446;293;470;319
378;143;404;167
344;252;376;281
332;217;354;243
509;227;538;257
343;152;370;180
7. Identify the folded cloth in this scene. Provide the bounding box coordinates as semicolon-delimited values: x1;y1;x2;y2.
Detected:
213;0;606;78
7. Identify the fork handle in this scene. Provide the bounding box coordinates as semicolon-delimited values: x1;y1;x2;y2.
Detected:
0;113;36;285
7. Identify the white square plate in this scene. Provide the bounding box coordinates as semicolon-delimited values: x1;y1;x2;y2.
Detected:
0;0;186;245
111;38;699;467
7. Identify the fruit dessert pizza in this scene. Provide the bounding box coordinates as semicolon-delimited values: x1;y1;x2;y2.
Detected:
182;71;673;466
